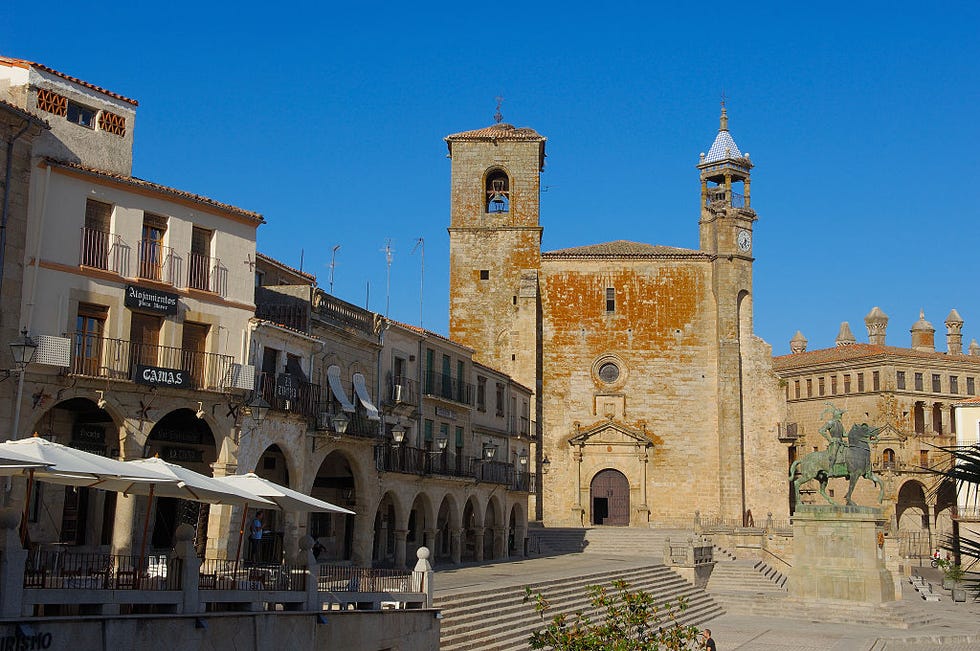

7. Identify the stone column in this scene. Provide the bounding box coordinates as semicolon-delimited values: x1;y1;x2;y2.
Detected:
394;529;408;567
174;523;202;614
423;528;436;553
0;508;26;617
352;505;374;566
473;527;485;562
450;529;462;565
298;535;320;612
513;522;527;558
208;461;240;560
493;527;507;560
111;431;143;557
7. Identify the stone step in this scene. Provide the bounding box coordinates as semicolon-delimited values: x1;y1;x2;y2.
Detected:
437;563;723;651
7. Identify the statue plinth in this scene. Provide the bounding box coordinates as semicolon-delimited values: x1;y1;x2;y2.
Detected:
790;504;896;603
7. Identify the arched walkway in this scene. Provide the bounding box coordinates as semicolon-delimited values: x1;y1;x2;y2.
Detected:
435;494;460;564
310;451;358;562
896;480;931;557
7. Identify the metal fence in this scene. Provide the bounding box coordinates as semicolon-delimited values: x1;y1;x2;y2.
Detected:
24;551;180;591
317;565;413;592
197;559;306;591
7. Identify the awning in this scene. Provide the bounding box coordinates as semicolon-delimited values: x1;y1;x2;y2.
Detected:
352;373;380;421
326;364;356;413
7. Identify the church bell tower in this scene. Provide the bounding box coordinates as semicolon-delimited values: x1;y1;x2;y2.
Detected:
445;120;545;389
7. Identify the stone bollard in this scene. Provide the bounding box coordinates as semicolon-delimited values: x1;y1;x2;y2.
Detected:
663;537;672;564
298;535;320;611
174;523;202;614
411;546;433;608
0;508;26;618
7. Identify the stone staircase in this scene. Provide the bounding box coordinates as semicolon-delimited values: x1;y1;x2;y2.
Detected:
528;526;691;557
436;562;724;651
705;557;789;613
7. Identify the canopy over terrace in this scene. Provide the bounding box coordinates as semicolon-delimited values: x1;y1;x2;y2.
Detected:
0;436;176;486
213;473;355;514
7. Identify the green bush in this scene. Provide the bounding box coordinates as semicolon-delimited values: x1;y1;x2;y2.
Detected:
523;579;703;650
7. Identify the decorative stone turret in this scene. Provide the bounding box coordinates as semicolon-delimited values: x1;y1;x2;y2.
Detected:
945;309;964;355
910;310;935;352
836;322;856;347
865;306;888;345
970;339;980;356
790;331;807;354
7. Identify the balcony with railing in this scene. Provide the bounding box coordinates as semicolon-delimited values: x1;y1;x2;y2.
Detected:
137;239;175;283
422;371;474;406
79;227;126;273
374;445;473;479
187;251;213;291
388;376;418;406
69;333;234;391
255;371;320;421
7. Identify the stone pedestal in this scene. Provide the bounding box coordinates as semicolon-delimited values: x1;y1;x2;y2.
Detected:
791;505;895;603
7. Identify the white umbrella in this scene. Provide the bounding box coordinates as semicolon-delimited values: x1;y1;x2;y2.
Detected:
212;473;354;514
110;458;274;506
213;473;354;564
0;437;175;485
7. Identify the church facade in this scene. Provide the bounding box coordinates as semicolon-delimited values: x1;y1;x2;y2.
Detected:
445;109;789;528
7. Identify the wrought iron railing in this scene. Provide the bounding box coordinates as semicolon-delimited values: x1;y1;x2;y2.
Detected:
422;371;474;405
198;559;306;591
24;551;180;591
317;564;412;592
79;227;123;272
68;333;234;391
374;445;474;479
388;376;418;406
137;239;175;283
187;251;212;291
255;372;320;420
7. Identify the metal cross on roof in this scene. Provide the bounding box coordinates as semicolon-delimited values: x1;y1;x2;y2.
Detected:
494;96;503;124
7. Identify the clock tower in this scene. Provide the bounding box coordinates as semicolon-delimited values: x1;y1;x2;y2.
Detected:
697;104;759;522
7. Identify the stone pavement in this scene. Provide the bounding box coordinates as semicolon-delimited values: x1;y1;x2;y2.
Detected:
432;554;980;650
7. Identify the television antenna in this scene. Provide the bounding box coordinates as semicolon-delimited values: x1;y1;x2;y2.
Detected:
411;238;424;328
328;245;340;294
382;239;393;317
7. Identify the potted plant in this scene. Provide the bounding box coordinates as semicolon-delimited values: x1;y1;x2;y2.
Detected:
943;562;966;599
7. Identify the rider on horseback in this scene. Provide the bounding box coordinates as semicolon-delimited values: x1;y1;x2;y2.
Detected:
818;404;846;474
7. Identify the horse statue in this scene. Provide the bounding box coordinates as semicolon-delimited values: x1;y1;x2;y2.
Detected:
790;415;884;506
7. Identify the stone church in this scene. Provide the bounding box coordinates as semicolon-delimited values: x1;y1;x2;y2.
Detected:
445;108;788;528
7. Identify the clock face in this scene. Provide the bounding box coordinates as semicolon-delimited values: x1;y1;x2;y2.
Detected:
736;230;751;252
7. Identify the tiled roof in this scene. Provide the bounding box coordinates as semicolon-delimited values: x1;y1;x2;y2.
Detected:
250;317;317;341
388;320;474;353
705;129;742;162
444;123;545;142
953;396;980;406
43;158;263;223
543;240;704;258
0;56;139;106
256;252;316;282
773;343;980;371
0;98;49;128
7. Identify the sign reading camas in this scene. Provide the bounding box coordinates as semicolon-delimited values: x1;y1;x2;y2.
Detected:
135;364;190;388
125;284;178;315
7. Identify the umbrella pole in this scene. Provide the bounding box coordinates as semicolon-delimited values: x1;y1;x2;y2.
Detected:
235;507;248;576
137;484;155;589
19;469;34;547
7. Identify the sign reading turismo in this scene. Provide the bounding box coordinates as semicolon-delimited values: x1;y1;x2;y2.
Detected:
135;364;190;388
125;284;178;315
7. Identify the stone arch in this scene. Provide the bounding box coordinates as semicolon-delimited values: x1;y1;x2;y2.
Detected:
483;166;511;213
309;449;359;563
508;501;527;556
896;479;931;557
373;490;405;566
461;495;484;562
25;397;119;548
407;491;436;561
435;493;461;564
484;495;506;560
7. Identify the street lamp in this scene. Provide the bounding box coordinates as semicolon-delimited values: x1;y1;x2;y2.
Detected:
331;412;349;435
391;425;406;446
9;329;37;441
436;435;448;452
541;456;551;474
518;451;528;467
482;442;497;461
244;395;271;427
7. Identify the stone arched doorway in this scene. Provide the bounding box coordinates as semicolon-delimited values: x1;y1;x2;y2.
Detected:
311;451;357;562
145;408;217;554
590;469;629;526
896;480;931;557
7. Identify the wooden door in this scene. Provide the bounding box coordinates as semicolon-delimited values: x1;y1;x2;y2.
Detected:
590;469;630;526
130;313;161;368
181;322;209;387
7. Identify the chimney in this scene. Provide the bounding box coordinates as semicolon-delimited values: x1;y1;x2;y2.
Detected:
864;306;888;345
945;309;964;355
836;322;856;347
910;310;935;352
790;331;807;354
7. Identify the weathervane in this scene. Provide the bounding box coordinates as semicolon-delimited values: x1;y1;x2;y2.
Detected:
720;90;727;109
494;96;504;124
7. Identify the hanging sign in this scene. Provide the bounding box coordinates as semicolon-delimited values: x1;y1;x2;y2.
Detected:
135;364;190;388
125;285;178;315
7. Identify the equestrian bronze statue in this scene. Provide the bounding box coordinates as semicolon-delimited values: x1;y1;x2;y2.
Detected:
789;404;884;505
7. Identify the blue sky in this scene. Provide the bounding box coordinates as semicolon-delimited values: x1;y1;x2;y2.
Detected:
6;2;979;355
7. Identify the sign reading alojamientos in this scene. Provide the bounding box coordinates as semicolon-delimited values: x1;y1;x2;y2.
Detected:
135;364;190;388
125;284;178;315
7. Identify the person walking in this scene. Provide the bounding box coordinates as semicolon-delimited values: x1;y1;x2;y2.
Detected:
249;511;265;563
702;628;716;650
